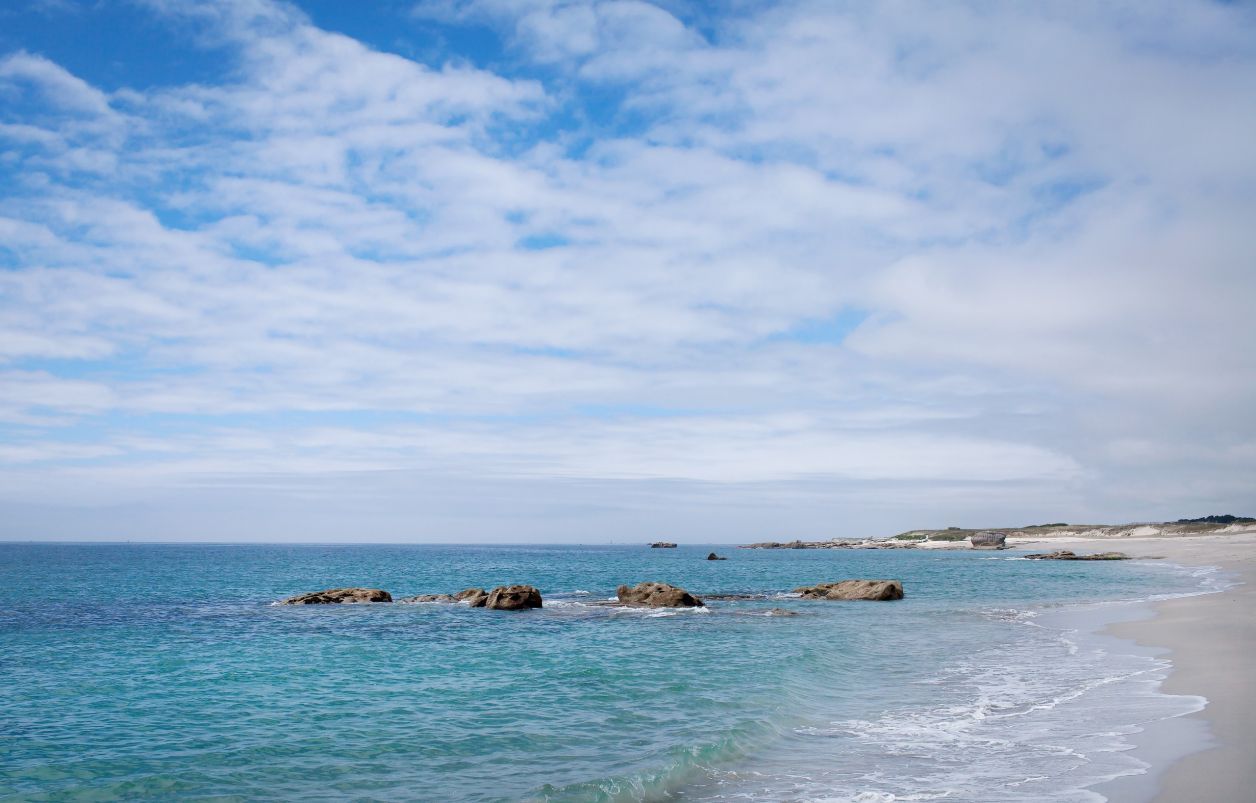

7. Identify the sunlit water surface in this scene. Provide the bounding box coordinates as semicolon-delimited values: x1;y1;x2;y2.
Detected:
0;543;1216;801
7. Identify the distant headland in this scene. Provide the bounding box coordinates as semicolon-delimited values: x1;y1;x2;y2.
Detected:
740;515;1256;550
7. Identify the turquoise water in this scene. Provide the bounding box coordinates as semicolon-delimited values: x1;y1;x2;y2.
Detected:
0;543;1211;801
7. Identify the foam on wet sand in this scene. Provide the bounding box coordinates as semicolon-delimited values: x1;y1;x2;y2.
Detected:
1085;532;1256;802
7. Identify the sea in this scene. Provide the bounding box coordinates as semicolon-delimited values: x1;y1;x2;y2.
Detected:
0;542;1226;802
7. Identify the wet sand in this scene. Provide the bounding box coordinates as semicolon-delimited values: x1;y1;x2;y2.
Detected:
1063;533;1256;802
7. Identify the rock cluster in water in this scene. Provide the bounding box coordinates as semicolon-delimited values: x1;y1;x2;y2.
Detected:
617;581;704;607
706;552;727;561
397;586;542;609
793;580;904;601
280;587;393;604
1024;550;1130;561
649;542;678;548
282;579;907;610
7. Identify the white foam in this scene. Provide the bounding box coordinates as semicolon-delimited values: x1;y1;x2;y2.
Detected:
685;561;1221;802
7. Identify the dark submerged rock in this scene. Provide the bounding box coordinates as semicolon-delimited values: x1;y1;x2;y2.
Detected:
484;585;543;611
281;587;392;605
399;593;455;604
706;552;727;561
1024;550;1130;561
617;581;704;608
793;580;904;601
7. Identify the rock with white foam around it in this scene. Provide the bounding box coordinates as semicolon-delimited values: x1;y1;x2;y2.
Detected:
484;585;543;610
617;581;704;608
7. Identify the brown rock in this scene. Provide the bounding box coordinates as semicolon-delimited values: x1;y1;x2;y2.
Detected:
484;584;543;610
793;580;904;601
280;587;392;605
454;587;489;607
617;581;704;608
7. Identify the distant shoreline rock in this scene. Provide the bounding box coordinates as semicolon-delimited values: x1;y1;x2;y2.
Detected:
739;539;916;550
968;532;1007;550
649;542;678;548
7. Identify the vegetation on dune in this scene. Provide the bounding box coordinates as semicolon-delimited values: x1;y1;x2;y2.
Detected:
1175;514;1254;525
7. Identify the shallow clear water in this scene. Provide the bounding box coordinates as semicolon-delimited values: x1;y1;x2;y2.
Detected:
0;543;1212;802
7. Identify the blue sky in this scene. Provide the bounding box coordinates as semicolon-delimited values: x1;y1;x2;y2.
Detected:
1;0;1254;541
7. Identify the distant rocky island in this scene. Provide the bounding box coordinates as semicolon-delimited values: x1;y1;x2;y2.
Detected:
740;515;1256;550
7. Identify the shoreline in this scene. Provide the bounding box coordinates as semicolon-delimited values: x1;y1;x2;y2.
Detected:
1066;533;1256;802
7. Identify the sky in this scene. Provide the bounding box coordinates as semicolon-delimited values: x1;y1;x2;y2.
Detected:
1;0;1254;542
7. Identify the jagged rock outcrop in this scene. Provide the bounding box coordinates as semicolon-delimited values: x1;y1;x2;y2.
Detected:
649;542;678;548
617;581;704;608
1024;550;1130;561
280;587;392;605
969;531;1007;550
484;585;543;610
793;580;904;601
706;552;727;561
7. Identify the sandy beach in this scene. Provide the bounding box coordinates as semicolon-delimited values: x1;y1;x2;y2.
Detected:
1025;533;1256;802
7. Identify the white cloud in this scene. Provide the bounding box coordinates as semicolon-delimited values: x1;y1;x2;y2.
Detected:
1;0;1254;538
0;51;114;116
